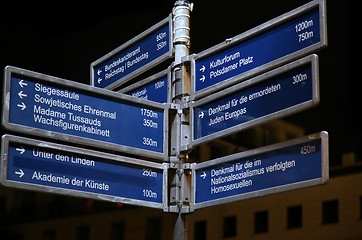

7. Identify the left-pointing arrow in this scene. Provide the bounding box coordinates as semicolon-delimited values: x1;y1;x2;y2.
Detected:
15;169;24;178
18;80;28;88
16;147;25;154
18;91;27;99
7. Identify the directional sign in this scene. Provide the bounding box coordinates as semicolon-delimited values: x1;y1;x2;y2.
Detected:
1;135;167;209
2;66;168;160
191;132;329;210
91;15;173;90
191;0;327;99
189;55;319;148
118;69;170;104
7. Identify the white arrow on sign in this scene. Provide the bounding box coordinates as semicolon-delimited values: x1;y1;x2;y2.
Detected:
15;169;24;178
199;111;204;119
17;102;26;111
201;172;207;179
98;78;102;84
200;65;205;72
16;146;25;155
97;69;102;75
18;91;27;99
200;75;205;82
18;80;28;88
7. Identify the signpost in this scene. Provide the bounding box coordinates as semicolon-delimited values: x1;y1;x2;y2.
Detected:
2;66;169;160
190;55;319;148
190;0;326;99
118;68;171;104
91;15;173;90
0;1;329;232
191;131;328;210
1;135;167;209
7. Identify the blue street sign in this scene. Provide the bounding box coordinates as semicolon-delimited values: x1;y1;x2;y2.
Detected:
191;132;329;210
2;66;168;160
190;55;319;148
91;15;172;90
128;75;168;104
191;0;326;99
119;69;170;104
1;135;167;209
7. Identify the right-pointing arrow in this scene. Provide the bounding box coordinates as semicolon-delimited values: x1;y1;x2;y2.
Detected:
200;75;205;82
200;65;205;72
16;146;25;155
17;102;26;111
199;111;204;119
15;169;24;178
201;172;207;179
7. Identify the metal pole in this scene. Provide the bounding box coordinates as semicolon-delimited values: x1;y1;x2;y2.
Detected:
173;211;186;240
171;1;192;240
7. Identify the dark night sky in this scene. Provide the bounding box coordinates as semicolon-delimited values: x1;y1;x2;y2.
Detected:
0;0;357;165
